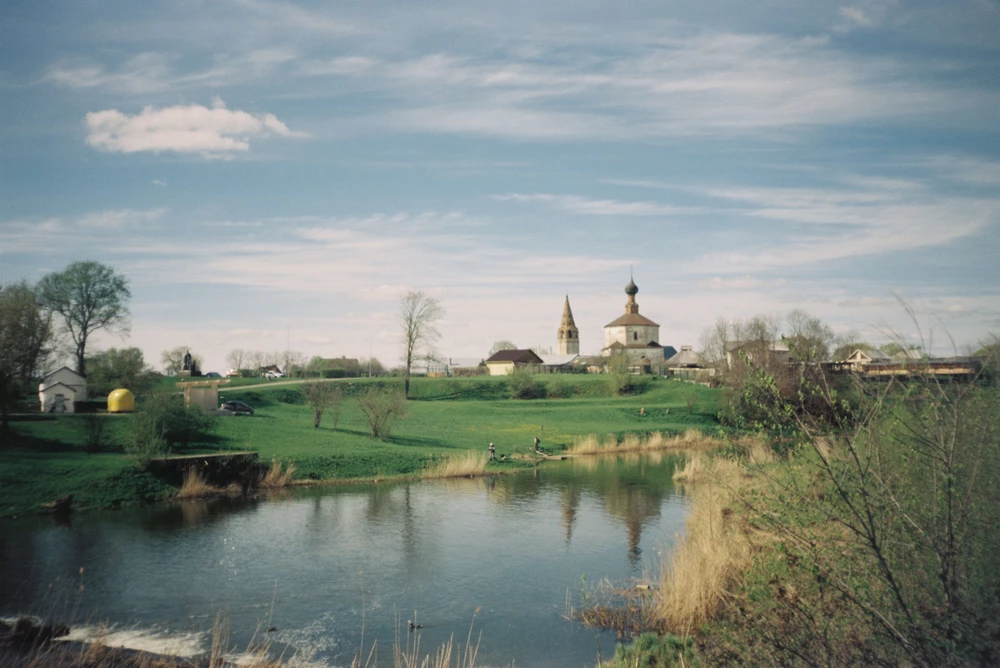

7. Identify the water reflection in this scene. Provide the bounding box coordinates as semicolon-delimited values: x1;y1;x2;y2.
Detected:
0;453;690;668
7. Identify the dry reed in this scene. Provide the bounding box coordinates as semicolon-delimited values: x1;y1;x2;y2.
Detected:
424;451;488;479
258;459;296;488
655;456;751;632
567;429;730;456
176;467;219;499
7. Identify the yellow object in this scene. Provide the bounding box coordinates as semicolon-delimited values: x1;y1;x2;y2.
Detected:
107;388;135;413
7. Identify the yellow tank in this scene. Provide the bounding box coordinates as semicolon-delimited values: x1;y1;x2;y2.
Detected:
107;388;136;413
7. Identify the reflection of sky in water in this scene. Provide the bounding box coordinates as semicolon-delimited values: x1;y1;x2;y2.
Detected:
0;454;690;667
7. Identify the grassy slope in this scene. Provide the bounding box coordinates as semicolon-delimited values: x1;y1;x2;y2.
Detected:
1;376;721;516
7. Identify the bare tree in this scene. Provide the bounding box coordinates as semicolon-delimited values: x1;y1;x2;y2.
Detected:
281;350;307;377
246;350;265;375
225;349;246;373
300;382;344;429
784;309;834;363
357;387;407;439
399;290;444;399
359;356;386;377
37;261;131;377
489;340;517;356
698;316;731;366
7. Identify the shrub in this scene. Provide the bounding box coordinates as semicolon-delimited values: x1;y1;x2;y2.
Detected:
356;387;407;440
546;378;576;399
272;388;304;404
127;393;217;458
612;633;699;667
507;367;546;399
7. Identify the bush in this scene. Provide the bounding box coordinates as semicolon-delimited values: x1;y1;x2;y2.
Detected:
546;378;576;399
272;388;304;404
612;633;698;667
356;387;406;439
126;393;217;462
507;367;547;399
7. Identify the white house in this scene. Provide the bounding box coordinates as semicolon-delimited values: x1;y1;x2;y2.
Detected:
38;367;88;414
602;277;667;366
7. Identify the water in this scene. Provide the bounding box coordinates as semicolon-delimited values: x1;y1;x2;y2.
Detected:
0;453;690;667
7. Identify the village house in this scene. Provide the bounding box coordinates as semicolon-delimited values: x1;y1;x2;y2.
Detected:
484;349;545;376
38;366;87;413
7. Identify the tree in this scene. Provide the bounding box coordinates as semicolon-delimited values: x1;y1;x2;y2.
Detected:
300;382;344;429
783;309;833;363
161;346;202;376
0;282;53;435
698;316;731;366
37;261;130;378
359;356;386;377
489;340;517;356
280;350;307;378
86;347;159;396
399;290;444;399
225;349;246;373
606;351;633;396
357;387;407;439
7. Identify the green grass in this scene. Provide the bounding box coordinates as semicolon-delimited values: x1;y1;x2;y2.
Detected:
1;375;721;516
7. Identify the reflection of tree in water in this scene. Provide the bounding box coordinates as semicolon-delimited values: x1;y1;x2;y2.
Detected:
498;453;683;566
560;487;581;544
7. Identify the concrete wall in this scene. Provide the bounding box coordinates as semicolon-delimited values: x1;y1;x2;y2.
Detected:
188;386;219;411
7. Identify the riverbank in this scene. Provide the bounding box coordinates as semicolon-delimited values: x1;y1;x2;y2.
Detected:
0;375;722;517
592;375;1000;666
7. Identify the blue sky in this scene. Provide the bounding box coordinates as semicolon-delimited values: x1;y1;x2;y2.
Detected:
2;0;999;371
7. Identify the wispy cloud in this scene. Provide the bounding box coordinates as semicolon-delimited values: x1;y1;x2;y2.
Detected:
494;193;702;216
78;208;167;229
84;99;305;156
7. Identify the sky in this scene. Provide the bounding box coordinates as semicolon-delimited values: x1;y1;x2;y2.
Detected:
1;0;999;372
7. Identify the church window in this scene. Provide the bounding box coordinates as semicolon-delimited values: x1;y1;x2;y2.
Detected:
633;332;638;341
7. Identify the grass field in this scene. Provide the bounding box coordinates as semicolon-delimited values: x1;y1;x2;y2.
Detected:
0;375;721;516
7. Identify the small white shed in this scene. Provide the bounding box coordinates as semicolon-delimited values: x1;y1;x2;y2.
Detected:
38;367;88;414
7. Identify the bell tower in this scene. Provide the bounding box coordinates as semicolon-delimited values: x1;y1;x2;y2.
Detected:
557;296;580;355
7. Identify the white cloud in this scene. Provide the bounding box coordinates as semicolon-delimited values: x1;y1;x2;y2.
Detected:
839;6;875;27
494;193;701;216
151;180;167;187
78;208;167;229
701;276;788;289
84;100;305;156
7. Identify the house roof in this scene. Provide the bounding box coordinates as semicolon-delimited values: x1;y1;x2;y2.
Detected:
538;354;580;366
39;381;79;395
322;357;361;371
605;341;663;350
667;346;702;367
40;366;85;383
604;312;659;328
485;349;545;364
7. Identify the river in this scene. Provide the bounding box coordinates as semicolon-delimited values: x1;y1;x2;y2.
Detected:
0;452;689;667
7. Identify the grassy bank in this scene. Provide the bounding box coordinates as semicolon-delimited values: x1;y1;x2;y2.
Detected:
600;376;1000;667
1;375;721;516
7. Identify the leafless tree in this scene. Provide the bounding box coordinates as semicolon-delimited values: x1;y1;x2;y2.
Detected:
784;309;834;363
225;349;246;373
246;350;265;374
359;356;386;377
280;350;307;377
357;387;406;439
399;290;444;399
300;382;344;429
489;340;517;356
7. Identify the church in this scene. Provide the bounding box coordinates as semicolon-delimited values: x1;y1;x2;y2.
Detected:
556;276;675;372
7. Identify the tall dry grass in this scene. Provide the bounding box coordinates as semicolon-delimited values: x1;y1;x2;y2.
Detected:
655;456;751;632
567;429;731;456
424;451;488;479
259;459;296;488
176;467;218;499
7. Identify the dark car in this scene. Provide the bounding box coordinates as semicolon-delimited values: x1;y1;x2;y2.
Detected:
220;400;254;415
204;371;223;378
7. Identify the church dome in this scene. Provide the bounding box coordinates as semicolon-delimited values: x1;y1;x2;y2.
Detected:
625;278;638;295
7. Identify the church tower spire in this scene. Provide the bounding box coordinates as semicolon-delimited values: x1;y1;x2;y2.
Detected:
557;295;580;355
624;274;640;314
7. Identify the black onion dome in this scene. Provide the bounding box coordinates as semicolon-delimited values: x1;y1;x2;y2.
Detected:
625;278;638;295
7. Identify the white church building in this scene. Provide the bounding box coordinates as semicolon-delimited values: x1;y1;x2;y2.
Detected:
38;366;88;413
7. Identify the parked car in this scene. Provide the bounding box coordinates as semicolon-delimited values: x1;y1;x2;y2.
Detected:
220;400;254;415
265;370;285;380
226;369;241;378
204;371;222;378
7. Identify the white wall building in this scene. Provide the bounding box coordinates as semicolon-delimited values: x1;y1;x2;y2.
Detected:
38;366;88;413
602;277;666;366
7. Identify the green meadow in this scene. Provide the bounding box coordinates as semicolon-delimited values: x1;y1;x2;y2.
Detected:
0;375;721;517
